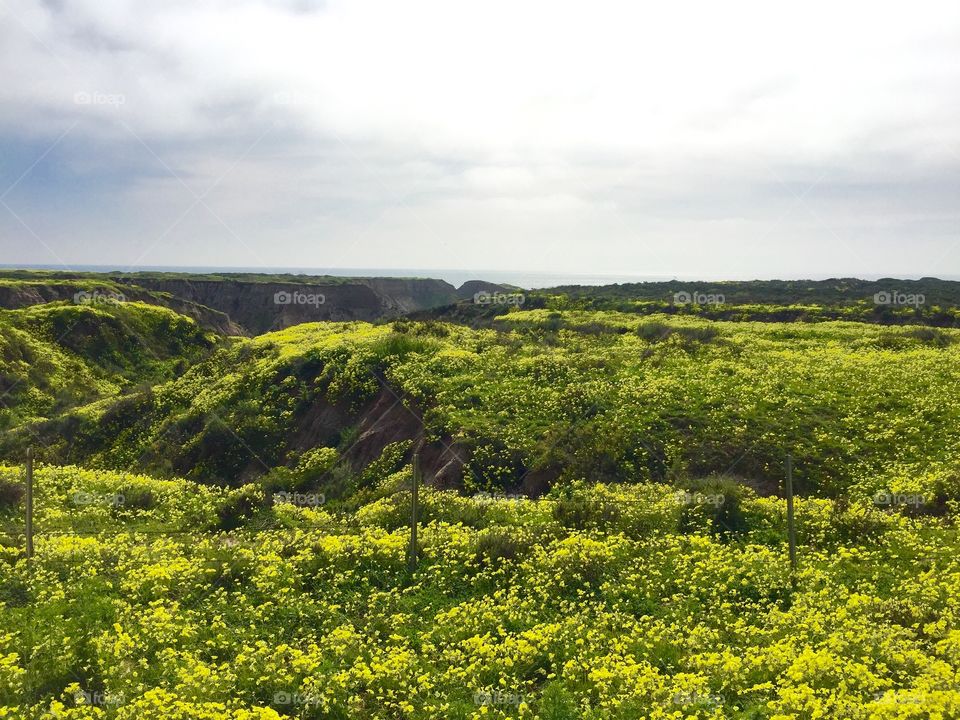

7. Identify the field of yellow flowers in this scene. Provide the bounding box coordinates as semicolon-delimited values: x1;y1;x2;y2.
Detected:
10;312;960;507
2;465;959;719
3;307;960;718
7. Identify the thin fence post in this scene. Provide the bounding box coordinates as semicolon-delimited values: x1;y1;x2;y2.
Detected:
408;450;419;572
25;447;34;562
785;453;797;586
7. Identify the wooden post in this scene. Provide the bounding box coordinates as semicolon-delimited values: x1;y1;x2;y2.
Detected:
408;450;419;572
25;447;34;562
785;453;797;584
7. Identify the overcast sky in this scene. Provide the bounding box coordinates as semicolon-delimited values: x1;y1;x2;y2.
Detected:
1;0;958;280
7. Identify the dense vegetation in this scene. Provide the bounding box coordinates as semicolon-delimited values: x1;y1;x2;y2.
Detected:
430;291;960;329
1;465;959;719
542;277;960;308
6;313;960;508
0;303;217;430
3;286;960;718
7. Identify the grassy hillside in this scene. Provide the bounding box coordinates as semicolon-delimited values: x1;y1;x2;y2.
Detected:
3;299;960;719
426;292;960;328
1;465;958;718
0;270;462;336
0;302;219;430
6;313;960;507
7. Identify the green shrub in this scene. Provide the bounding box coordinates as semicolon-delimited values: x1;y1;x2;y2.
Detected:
674;325;720;343
0;477;23;509
538;683;579;720
904;326;954;346
678;475;750;538
636;321;673;342
474;528;523;563
550;482;622;530
367;333;438;363
636;321;719;345
117;487;156;511
216;484;264;530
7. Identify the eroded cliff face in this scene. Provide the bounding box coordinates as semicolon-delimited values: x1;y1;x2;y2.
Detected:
0;274;460;335
0;283;101;308
361;278;461;314
0;282;242;335
111;277;459;334
456;280;514;300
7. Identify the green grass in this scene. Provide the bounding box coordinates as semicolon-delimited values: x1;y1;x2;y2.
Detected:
0;302;218;430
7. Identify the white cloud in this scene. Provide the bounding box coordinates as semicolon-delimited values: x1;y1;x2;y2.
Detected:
0;0;958;277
